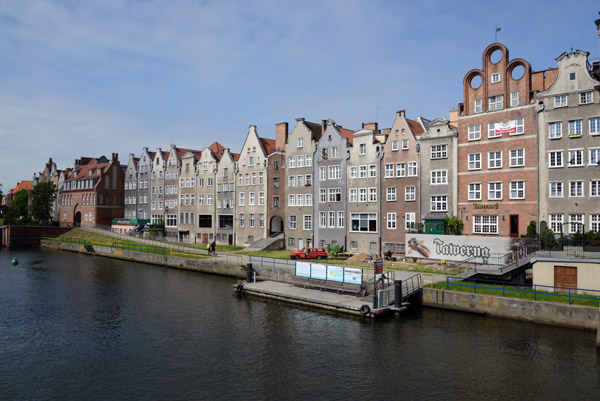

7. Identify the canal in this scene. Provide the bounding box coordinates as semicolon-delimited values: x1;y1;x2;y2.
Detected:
1;248;599;400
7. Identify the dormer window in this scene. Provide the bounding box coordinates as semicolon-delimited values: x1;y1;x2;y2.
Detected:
491;73;500;83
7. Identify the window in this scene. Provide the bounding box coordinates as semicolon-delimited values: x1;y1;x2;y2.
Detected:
289;215;297;229
510;181;525;199
468;183;481;201
248;213;255;228
251;173;257;185
368;187;377;202
289;176;295;187
549;151;563;168
510;91;519;107
549;214;564;233
349;188;357;202
396;163;405;177
488;151;502;169
258;192;264;205
297;175;304;187
407;162;417;177
319;212;327;228
405;186;416;201
289;157;295;168
491;73;500;83
570;72;576;80
549;121;562;139
328;188;342;202
359;144;367;155
468;153;481;170
474;99;482;113
288;238;295;246
488;182;502;200
405;213;416;230
430;144;447;159
590;117;600;135
550;182;563;198
568;214;584;234
391;140;399;151
329;147;338;159
303;215;312;230
350;213;377;232
402;139;409;150
306;155;312;166
473;215;498;234
297;155;304;168
569;181;583;197
319;189;326;203
297;138;304;148
431;170;447;185
512;118;524;135
329;166;341;180
554;95;567;108
337;211;345;228
387;213;397;229
359;165;367;178
249;192;255;206
386;187;397;201
273;196;279;207
328;211;335;228
579;91;593;104
489;95;503;111
591;180;600;197
565;120;583;139
359;188;367;202
166;214;177;227
568;149;583;166
297;194;303;206
349;166;357;179
239;214;245;227
591;215;600;232
385;164;394;178
509;149;525;167
430;195;447;211
468;125;481;141
306;194;313;206
288;194;295;206
588;148;600;166
488;122;500;138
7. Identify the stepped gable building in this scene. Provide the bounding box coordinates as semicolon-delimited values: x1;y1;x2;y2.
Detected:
457;43;556;237
537;49;600;235
284;118;323;250
346;123;383;255
381;110;426;255
33;158;64;222
313;119;353;251
215;147;239;246
136;147;155;221
124;153;140;220
236;125;274;247
150;148;170;225
419;118;459;232
195;142;224;244
178;149;202;242
267;122;287;241
59;154;124;227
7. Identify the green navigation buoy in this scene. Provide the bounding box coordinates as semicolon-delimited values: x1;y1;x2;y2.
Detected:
11;257;18;266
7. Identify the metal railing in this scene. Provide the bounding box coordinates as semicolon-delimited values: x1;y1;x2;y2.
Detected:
111;241;167;255
446;276;600;306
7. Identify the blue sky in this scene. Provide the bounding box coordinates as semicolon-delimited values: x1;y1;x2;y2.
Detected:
1;0;599;189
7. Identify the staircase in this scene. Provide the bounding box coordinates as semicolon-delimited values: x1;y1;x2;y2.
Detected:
244;232;285;252
456;244;540;282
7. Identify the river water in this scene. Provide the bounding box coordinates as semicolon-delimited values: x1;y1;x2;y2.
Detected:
1;248;599;400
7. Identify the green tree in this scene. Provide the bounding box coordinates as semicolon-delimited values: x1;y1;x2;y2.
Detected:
30;181;57;224
444;215;463;235
6;189;29;223
541;227;559;250
521;221;537;238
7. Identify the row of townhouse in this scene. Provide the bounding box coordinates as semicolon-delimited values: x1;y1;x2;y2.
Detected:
44;23;599;253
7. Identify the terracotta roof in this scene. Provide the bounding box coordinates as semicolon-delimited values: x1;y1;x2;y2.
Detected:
148;151;156;160
10;180;33;194
208;142;225;161
260;138;276;155
232;153;240;161
65;158;110;183
449;123;458;130
304;121;323;141
176;147;203;160
337;127;354;145
407;119;424;135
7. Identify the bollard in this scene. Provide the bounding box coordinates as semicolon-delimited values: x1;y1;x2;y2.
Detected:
11;257;18;266
394;280;403;309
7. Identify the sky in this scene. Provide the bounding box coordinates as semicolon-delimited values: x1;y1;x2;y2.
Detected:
1;0;599;190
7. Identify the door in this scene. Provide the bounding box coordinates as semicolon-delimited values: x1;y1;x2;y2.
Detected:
202;233;208;244
298;238;303;251
228;234;233;246
554;266;577;290
510;215;519;237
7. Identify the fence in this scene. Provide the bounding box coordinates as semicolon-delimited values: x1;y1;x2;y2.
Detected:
111;242;167;255
446;276;600;306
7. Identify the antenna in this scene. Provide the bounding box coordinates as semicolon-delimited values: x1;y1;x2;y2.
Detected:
495;26;501;42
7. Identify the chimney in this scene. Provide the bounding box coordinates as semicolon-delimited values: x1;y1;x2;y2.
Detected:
362;122;379;133
112;153;118;162
275;122;288;151
449;109;459;125
321;119;327;135
397;110;405;118
170;143;176;149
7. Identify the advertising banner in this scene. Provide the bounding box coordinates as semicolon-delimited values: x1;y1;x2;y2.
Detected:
405;234;528;262
311;263;327;280
295;261;311;278
344;268;362;284
326;265;344;282
494;120;516;135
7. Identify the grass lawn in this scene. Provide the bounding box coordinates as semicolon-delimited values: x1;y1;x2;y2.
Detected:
162;240;244;253
237;249;292;259
433;280;600;307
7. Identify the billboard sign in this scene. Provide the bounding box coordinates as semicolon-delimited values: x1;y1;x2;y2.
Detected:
327;265;344;282
296;261;311;278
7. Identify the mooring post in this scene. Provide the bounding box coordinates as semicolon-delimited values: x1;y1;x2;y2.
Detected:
394;280;403;309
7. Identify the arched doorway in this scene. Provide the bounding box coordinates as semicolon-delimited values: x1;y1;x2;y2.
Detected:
74;211;81;227
270;216;283;235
